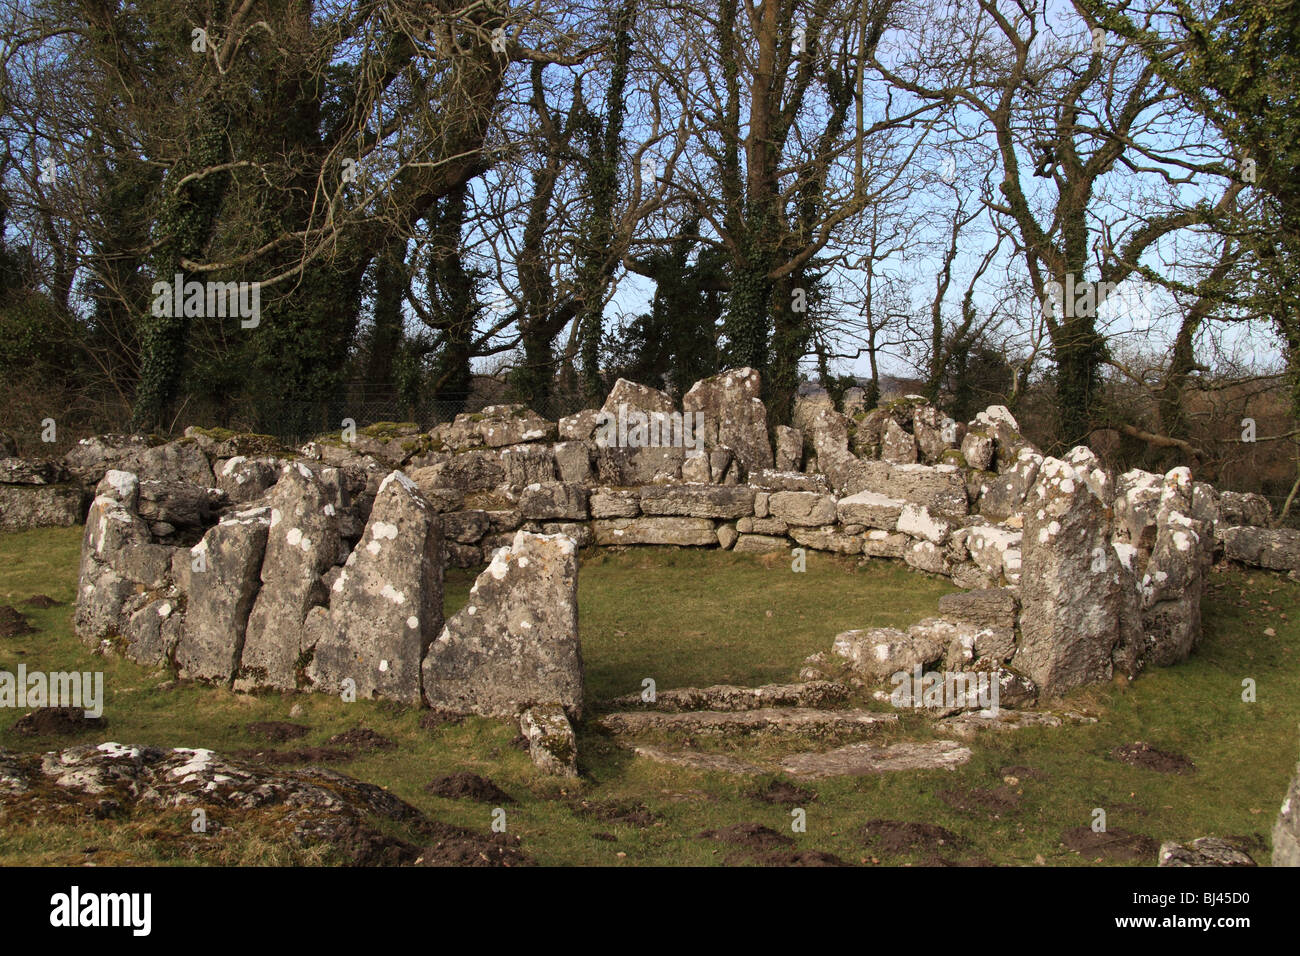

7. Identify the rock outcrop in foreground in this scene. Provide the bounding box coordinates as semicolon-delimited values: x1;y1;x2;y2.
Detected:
0;742;528;866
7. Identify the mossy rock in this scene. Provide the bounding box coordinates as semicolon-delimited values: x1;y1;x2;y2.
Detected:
940;449;968;468
187;426;283;456
360;421;420;439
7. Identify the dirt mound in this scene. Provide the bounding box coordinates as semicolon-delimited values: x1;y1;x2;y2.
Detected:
1111;742;1195;774
0;606;35;637
572;799;659;828
860;820;964;855
1060;826;1159;862
425;772;514;804
938;786;1021;815
414;825;531;866
11;707;104;737
245;721;310;742
741;848;849;866
21;595;60;609
697;822;794;850
326;728;396;751
750;778;817;805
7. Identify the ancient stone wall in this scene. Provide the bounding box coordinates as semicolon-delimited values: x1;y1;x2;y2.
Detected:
7;369;1278;758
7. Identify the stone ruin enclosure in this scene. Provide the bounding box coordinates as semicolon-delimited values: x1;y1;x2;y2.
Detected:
4;367;1290;778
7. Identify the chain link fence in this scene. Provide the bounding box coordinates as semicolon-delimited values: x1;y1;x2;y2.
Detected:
1;380;591;457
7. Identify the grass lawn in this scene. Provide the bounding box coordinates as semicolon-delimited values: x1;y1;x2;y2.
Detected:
1;525;1297;866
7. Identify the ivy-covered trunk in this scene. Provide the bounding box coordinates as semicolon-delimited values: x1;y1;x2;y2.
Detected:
131;116;230;432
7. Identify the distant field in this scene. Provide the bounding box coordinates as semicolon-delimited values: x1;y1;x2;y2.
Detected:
1;525;1296;866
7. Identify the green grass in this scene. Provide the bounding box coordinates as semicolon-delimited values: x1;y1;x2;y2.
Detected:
1;526;1298;866
446;547;958;702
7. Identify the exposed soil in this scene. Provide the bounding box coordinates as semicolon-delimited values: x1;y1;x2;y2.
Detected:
938;786;1021;816
326;728;396;751
1060;826;1160;862
413;825;531;866
245;721;310;742
860;820;965;855
0;605;35;637
21;595;59;609
697;822;793;850
10;707;105;736
571;799;660;828
425;772;515;804
750;778;817;806
739;848;849;866
1111;742;1196;774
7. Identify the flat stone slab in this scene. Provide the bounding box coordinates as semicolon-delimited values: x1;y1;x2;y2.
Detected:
937;708;1097;738
630;745;766;775
604;680;851;712
598;707;896;738
778;740;972;779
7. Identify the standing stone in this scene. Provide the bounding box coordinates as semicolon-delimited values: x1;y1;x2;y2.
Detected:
121;595;184;667
1141;496;1209;667
973;405;1033;471
1013;451;1121;695
559;408;601;441
215;456;281;505
961;428;994;472
881;419;918;464
602;378;676;417
775;426;803;472
681;452;712;483
237;463;340;691
307;472;443;705
682;368;774;477
74;474;153;644
1114;469;1164;551
913;405;960;464
978;449;1042;522
422;531;584;719
175;507;272;682
1274;736;1300;866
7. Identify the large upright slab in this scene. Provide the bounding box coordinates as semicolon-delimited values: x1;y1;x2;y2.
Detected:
307;472;443;704
683;368;774;477
422;530;583;720
174;507;272;682
1014;450;1122;695
236;463;340;690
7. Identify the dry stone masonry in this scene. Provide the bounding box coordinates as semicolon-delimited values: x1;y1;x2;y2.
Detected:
3;367;1281;775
